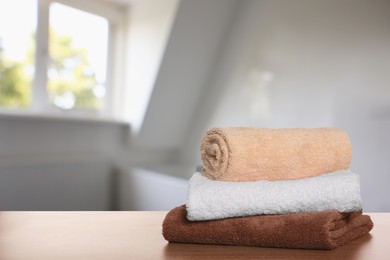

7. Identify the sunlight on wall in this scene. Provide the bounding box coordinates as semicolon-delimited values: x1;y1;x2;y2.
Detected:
123;0;179;133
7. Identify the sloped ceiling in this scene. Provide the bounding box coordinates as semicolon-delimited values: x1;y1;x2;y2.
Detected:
136;0;238;150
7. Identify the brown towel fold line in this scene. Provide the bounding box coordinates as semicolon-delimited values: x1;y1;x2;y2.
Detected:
162;205;373;250
201;127;352;181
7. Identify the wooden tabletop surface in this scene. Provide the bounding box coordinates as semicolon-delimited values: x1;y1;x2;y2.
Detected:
0;212;388;259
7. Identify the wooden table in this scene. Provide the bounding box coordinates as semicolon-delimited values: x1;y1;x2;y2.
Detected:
0;212;388;259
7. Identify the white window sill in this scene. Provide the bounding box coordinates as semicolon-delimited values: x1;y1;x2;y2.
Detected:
0;108;129;126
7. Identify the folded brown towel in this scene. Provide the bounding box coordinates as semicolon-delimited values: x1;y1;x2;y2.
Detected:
162;205;373;250
201;127;352;181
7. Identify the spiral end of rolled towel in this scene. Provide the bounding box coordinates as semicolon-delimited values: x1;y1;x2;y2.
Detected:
200;128;230;179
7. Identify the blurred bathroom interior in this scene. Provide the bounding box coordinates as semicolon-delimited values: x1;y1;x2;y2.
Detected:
0;0;389;211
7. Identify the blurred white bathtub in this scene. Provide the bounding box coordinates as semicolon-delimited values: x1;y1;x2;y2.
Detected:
119;167;189;210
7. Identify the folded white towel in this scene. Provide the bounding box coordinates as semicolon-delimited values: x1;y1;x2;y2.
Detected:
186;170;362;221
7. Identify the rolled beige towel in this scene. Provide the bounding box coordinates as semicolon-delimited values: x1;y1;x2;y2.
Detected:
200;127;352;181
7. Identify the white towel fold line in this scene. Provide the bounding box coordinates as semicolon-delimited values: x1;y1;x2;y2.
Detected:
186;170;362;221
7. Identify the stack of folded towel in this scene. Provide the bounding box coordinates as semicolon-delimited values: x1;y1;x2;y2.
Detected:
163;127;373;249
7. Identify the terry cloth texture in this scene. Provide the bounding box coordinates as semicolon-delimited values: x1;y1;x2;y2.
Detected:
200;127;352;181
162;205;373;250
187;171;361;221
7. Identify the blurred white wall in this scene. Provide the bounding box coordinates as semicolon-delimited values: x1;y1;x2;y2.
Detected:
0;115;129;210
0;159;113;210
1;0;389;211
179;0;390;211
118;0;390;211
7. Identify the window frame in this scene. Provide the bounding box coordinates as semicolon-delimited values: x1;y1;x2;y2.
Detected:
1;0;126;119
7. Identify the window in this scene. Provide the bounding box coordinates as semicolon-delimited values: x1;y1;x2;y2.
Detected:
48;3;108;110
0;0;124;117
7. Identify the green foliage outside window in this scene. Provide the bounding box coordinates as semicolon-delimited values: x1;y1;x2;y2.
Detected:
0;39;32;107
48;29;102;109
0;31;101;110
